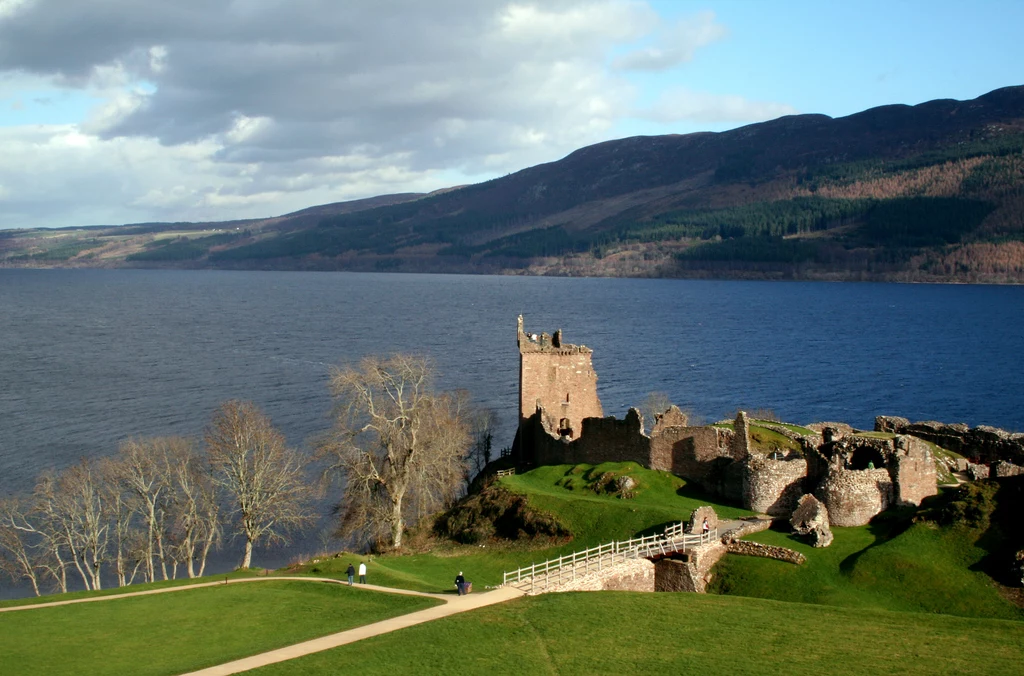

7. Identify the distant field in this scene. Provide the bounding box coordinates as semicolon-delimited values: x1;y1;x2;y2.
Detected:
249;591;1024;676
0;581;440;676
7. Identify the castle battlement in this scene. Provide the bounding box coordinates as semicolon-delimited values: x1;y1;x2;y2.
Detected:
517;315;602;441
517;315;592;355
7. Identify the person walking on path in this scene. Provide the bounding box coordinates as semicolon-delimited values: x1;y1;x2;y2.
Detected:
702;517;710;537
358;561;367;584
346;563;356;586
455;572;466;596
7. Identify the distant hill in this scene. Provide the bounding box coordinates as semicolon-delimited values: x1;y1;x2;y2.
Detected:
4;86;1024;282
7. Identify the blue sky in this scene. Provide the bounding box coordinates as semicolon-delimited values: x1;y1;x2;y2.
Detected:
0;0;1021;229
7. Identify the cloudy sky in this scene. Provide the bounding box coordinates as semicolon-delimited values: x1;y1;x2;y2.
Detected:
1;0;1022;230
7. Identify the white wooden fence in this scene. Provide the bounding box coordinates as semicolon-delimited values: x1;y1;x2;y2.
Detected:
502;523;718;594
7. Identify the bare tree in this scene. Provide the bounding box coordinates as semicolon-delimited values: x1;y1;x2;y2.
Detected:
465;406;497;487
206;400;313;569
638;391;675;434
165;439;221;578
34;461;110;591
114;438;178;582
319;354;471;550
0;497;42;596
99;458;146;588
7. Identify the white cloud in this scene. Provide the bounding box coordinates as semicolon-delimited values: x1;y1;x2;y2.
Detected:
0;1;795;229
638;88;799;124
614;10;726;71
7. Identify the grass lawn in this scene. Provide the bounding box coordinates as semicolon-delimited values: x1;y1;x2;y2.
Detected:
709;519;1023;621
287;463;752;593
0;569;267;609
0;581;440;676
249;591;1024;676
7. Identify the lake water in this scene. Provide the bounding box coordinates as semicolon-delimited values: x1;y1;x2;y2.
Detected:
2;269;1023;590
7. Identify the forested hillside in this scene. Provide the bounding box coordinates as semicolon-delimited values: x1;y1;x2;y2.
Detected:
4;86;1024;282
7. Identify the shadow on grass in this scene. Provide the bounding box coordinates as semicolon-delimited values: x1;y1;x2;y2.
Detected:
836;503;928;575
674;480;743;508
969;476;1024;585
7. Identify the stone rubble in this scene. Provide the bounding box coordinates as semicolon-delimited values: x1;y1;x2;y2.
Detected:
790;494;833;547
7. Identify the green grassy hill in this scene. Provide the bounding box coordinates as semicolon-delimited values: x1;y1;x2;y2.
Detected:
0;580;438;676
287;462;751;592
249;592;1024;676
2;465;1021;675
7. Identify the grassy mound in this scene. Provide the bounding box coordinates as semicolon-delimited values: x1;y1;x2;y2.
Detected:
710;482;1024;621
288;462;750;592
433;479;571;545
0;581;440;676
249;592;1024;676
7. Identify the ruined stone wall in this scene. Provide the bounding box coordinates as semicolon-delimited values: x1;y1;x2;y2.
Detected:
817;466;893;526
722;518;773;540
525;408;652;469
725;540;806;565
518;317;602;442
686;506;719;534
875;416;1024;465
650;426;733;478
730;411;751;459
892;436;938;506
743;455;808;516
654;542;727;593
993;460;1024;477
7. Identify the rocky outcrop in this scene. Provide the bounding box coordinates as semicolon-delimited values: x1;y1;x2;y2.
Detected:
790;494;833;547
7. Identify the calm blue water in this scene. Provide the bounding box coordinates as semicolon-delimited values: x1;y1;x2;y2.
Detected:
1;269;1023;588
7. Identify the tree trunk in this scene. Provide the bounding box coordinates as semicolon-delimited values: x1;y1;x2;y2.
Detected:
390;493;405;549
240;538;253;569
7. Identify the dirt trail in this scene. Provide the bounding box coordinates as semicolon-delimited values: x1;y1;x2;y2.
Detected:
180;584;525;675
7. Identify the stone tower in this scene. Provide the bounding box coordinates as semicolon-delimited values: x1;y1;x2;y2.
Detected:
517;315;603;440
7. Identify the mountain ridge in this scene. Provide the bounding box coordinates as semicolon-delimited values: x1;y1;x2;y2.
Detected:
4;85;1024;282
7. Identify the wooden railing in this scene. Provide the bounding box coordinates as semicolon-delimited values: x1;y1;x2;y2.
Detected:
496;468;515;477
502;524;718;594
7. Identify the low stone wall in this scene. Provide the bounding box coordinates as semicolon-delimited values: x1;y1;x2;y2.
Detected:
726;540;806;565
993;460;1024;478
721;517;772;540
546;557;655;593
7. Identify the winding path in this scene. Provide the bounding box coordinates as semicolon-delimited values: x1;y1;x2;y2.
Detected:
0;575;524;675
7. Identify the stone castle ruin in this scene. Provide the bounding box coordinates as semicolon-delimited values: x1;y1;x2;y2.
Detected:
514;317;944;527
